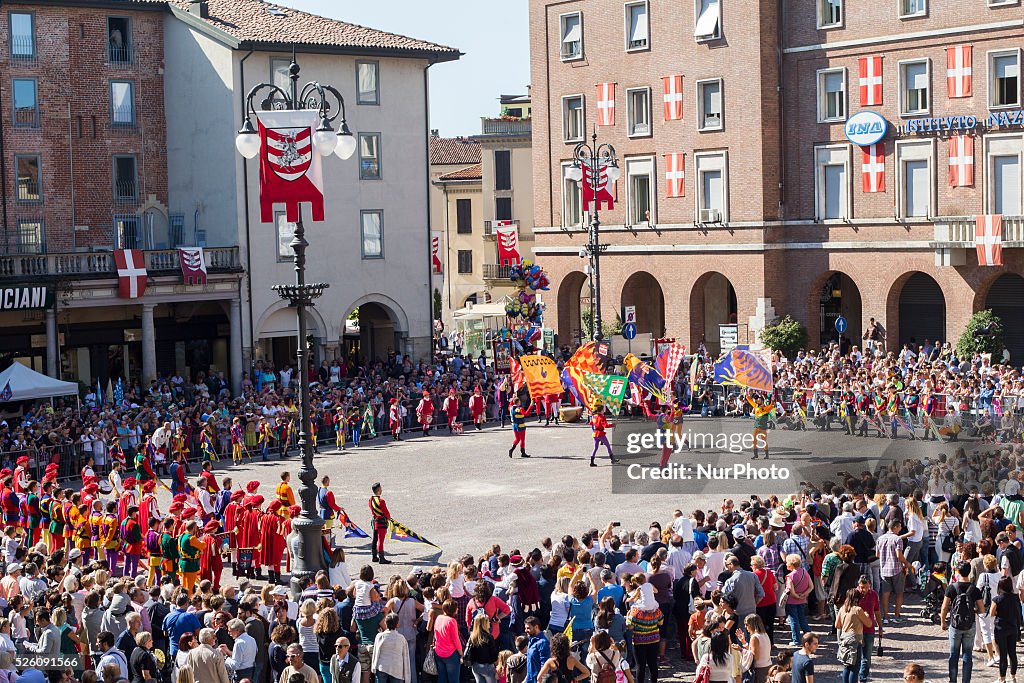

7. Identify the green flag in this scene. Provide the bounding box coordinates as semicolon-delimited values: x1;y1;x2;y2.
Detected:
582;374;629;414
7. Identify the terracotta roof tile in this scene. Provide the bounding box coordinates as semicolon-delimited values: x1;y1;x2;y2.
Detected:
438;164;482;181
429;136;481;165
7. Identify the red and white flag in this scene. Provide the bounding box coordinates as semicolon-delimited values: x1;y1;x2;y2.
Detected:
255;109;325;224
858;55;883;106
430;232;443;274
948;135;974;187
664;153;685;198
976;214;1003;267
662;75;684;121
114;249;147;299
178;247;207;285
596;82;615;126
861;143;885;193
581;163;615;211
946;45;972;98
495;223;522;267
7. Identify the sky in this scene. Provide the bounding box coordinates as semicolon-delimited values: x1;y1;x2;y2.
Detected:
278;0;531;137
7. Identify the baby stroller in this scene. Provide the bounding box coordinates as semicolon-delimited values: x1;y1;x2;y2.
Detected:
919;562;948;625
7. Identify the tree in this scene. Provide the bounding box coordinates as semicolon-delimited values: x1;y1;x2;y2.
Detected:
956;309;1004;358
432;288;442;321
760;315;808;358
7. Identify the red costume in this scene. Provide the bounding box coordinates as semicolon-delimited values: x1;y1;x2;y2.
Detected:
416;392;434;434
469;389;486;428
199;520;223;591
238;494;264;570
442;391;459;429
261;500;287;580
13;457;29;494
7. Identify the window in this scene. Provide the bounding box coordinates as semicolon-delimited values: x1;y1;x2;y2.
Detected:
899;0;926;17
275;212;296;261
495;197;512;221
457;250;473;274
626;158;655;226
456;198;472;234
360;210;383;258
107;17;132;64
814;145;850;220
271;57;292;102
817;68;847;122
110;81;135;127
695;153;727;223
357;61;379;105
987;136;1023;215
562;162;583;228
818;0;842;27
989;0;1020;5
697;79;723;131
16;220;43;254
169;214;185;247
9;12;34;59
113;155;137;203
900;60;930;115
358;133;381;180
896;141;933;218
694;0;721;41
990;51;1020;108
114;215;140;250
625;2;649;51
15;155;40;203
494;150;512;191
627;87;651;137
562;95;585;142
560;12;583;60
12;79;38;128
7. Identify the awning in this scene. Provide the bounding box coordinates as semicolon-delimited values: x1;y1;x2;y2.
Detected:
694;0;720;39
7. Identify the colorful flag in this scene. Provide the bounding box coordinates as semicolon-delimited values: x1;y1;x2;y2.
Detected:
582;374;629;414
581;163;615;211
113;378;124;405
339;511;370;539
713;348;774;392
976;214;1003;266
178;247;207;285
388;518;439;547
654;343;687;386
255;109;325;223
562;342;604;408
114;249;147;299
509;357;526;391
431;232;443;274
858;55;883;106
0;382;11;402
199;431;217;462
518;355;562;400
624;354;667;403
495;223;522;266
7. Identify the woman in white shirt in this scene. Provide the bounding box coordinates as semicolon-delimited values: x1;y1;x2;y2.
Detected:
903;499;928;569
740;614;772;683
931;502;960;563
698;631;739;683
975;554;1000;668
548;577;572;633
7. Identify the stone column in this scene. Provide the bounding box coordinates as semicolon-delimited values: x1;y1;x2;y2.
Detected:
45;308;58;377
141;303;156;384
229;299;243;395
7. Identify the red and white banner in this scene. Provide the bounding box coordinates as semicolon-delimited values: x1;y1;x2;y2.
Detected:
114;249;147;299
948;135;974;187
255;109;325;224
596;82;615;126
861;143;885;193
664;153;685;198
581;163;615;211
662;75;684;121
431;231;443;275
976;214;1003;267
946;45;972;98
495;223;522;267
858;56;883;106
178;247;207;285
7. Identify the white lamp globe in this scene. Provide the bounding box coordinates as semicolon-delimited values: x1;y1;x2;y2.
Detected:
565;164;583;182
605;163;622;183
235;131;260;159
313;127;338;156
335;131;357;160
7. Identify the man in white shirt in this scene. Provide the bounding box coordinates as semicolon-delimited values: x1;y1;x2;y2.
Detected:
703;536;727;591
220;618;257;681
831;502;856;542
95;632;129;680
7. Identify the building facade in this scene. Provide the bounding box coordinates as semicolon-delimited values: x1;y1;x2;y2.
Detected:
530;0;1024;359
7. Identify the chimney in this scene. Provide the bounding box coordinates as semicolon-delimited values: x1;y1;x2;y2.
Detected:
188;0;209;18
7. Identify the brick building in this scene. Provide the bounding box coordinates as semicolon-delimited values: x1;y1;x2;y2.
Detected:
530;0;1024;360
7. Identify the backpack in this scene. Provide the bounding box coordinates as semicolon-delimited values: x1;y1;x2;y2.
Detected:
949;583;976;631
981;576;993;610
595;651;617;683
1000;545;1023;577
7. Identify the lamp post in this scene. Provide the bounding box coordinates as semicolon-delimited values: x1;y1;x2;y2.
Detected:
234;55;356;592
565;131;619;341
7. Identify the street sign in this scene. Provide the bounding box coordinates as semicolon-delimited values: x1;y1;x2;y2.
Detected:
624;306;636;324
622;322;637;340
835;316;848;334
719;324;739;351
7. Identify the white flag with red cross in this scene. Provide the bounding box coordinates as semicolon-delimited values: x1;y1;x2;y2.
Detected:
976;215;1003;267
596;82;615;126
662;75;684;121
946;45;972;98
861;143;885;193
664;153;685;198
858;55;883;106
948;135;974;187
114;249;147;299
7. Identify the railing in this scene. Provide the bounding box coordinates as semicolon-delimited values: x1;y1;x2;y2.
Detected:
9;37;35;61
114;182;137;203
480;118;532;136
934;215;1024;245
483;219;518;237
0;247;241;279
16;180;39;202
482;263;513;280
13;107;38;128
111;106;135;128
108;44;133;65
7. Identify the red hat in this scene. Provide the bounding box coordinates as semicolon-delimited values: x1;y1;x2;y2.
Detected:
230;489;244;502
0;469;12;480
82;482;98;494
180;507;198;519
45;463;58;471
16;456;29;466
173;494;188;503
423;391;430;397
289;505;302;517
142;480;156;493
246;481;260;493
267;500;283;513
203;520;220;533
168;501;184;514
123;477;137;489
250;495;265;507
42;473;56;484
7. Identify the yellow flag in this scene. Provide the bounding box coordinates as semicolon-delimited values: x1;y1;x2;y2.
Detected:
518;355;562;400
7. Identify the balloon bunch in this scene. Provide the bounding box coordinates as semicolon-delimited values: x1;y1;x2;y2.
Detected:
508;259;551;291
505;259;549;331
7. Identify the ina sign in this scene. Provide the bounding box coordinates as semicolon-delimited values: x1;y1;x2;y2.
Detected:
844;111;888;147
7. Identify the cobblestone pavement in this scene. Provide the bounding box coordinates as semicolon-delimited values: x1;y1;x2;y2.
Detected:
159;418;971;683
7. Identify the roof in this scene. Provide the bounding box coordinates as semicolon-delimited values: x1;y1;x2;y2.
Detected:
429;136;481;165
168;0;460;60
437;164;482;181
0;362;78;401
500;94;531;105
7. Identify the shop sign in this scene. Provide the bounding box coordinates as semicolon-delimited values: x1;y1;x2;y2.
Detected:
0;285;52;311
897;110;1024;136
844;111;888;146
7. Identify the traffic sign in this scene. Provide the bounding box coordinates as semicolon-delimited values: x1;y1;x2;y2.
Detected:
835;316;848;334
622;322;637;340
624;306;636;324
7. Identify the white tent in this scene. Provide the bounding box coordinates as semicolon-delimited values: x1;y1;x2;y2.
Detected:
0;362;78;401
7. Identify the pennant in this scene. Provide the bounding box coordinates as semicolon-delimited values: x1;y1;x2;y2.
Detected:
596;82;615;126
946;45;972;98
518;354;562;400
0;382;11;402
114;249;147;299
976;214;1003;267
388;518;439;547
178;247;207;285
495;223;522;266
113;378;124;405
430;232;443;274
713;348;774;392
861;143;885;193
199;431;217;462
858;56;883;106
662;75;684;121
624;353;667;403
581;374;629;414
581;163;615;211
664;153;685;198
654;343;687;386
255;109;325;223
562;342;604;408
339;511;370;539
948;135;974;187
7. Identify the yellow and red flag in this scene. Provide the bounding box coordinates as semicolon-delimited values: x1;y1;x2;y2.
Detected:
518;355;562;401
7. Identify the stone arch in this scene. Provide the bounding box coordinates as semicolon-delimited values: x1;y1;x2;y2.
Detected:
689;272;738;355
556;271;588;345
342;295;411;363
620;271;666;337
982;273;1024;363
886;271;946;350
807;271;863;351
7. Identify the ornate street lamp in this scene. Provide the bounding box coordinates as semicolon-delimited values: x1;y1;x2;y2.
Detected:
565;132;620;341
235;54;355;593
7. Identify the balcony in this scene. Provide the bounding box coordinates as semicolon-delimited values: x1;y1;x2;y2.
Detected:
933;215;1024;266
108;44;133;66
0;247;241;281
479;118;531;136
482;263;513;281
